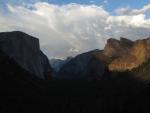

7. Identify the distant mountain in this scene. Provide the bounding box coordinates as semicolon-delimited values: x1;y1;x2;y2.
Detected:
0;31;53;79
50;57;72;72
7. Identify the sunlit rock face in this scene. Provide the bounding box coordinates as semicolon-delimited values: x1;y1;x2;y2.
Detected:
0;31;52;79
109;37;150;71
103;38;133;59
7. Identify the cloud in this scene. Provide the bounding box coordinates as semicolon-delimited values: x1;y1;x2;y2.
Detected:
131;4;150;15
116;4;150;15
115;7;131;15
0;2;150;58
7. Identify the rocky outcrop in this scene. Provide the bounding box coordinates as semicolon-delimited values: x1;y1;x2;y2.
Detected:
109;38;150;71
103;37;133;59
0;31;52;79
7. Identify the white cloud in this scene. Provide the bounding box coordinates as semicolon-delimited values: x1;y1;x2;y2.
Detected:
0;2;150;58
115;7;131;15
116;4;150;15
131;4;150;15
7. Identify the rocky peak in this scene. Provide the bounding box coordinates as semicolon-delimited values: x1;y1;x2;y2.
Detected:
0;31;52;79
109;37;150;71
0;31;37;51
120;37;134;46
103;38;133;59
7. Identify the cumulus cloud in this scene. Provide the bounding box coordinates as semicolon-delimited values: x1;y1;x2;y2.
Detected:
116;4;150;15
131;4;150;15
115;7;131;15
0;2;150;58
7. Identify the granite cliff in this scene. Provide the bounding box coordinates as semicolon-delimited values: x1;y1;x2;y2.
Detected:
0;31;53;79
109;38;150;71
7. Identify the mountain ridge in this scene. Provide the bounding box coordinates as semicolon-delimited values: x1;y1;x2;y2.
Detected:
56;36;150;80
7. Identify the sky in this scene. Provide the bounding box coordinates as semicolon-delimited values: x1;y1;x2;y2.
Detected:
0;0;150;59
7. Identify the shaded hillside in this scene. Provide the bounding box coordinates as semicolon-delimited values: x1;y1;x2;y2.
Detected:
57;49;105;80
132;59;150;83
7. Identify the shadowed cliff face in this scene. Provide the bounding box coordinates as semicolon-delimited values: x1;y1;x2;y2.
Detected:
0;31;53;79
109;37;150;71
